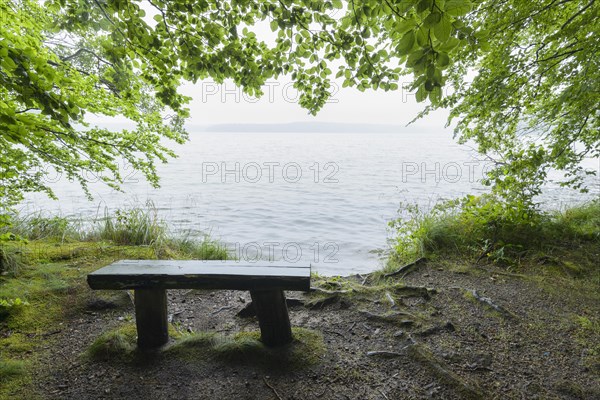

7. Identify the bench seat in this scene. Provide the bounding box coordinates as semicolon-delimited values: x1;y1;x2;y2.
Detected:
88;260;311;291
87;260;311;348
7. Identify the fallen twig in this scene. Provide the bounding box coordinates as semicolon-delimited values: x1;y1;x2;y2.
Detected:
384;257;428;278
324;329;346;338
360;273;371;285
347;321;357;332
468;289;516;320
378;388;390;399
367;350;404;358
263;377;283;400
40;329;62;338
211;305;233;315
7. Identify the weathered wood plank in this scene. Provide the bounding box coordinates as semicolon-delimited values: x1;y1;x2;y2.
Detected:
250;290;293;347
134;288;169;349
88;260;310;291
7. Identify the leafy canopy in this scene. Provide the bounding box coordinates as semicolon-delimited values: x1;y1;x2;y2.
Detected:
1;0;598;213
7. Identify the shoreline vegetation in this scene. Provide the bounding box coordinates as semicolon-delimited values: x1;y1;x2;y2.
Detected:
1;198;599;399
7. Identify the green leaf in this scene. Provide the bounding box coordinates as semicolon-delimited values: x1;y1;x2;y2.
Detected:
438;36;460;51
445;0;472;16
428;86;442;103
270;20;278;32
433;14;452;42
415;85;428;102
397;31;416;55
424;12;442;27
395;18;417;35
416;0;433;13
436;52;450;68
416;27;428;47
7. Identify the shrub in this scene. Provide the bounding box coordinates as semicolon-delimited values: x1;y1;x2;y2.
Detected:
389;195;600;266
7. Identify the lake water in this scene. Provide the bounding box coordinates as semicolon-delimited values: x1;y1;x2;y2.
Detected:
22;132;599;275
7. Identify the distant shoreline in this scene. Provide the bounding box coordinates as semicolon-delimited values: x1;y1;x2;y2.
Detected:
192;122;432;134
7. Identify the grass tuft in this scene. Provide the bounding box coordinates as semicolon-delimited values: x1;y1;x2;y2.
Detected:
0;246;25;276
0;358;27;381
166;328;325;369
85;323;138;361
1;212;82;242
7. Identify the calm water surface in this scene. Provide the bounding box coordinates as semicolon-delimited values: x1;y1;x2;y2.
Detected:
23;132;599;274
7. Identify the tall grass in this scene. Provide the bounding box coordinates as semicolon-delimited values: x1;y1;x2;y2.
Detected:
388;195;600;268
1;212;82;242
164;235;229;261
88;202;167;246
0;202;229;263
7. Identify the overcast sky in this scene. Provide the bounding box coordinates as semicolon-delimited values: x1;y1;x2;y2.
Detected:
132;3;453;131
180;77;452;130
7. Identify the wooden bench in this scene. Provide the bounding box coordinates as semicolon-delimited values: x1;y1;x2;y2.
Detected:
87;260;311;348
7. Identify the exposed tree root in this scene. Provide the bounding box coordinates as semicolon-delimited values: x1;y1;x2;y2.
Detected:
392;285;437;299
384;257;428;278
467;289;517;320
310;287;352;295
417;321;456;337
360;310;416;326
306;294;339;310
407;344;485;400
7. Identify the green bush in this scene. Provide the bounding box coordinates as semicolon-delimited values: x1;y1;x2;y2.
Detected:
389;195;600;266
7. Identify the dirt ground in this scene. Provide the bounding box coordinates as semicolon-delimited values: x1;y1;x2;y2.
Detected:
33;260;600;400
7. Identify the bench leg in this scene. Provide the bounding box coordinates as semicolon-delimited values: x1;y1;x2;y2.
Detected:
250;290;293;347
134;288;169;349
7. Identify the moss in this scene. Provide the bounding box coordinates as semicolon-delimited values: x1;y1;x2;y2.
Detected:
85;323;139;361
573;315;600;372
166;328;325;369
0;358;27;381
0;358;33;400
